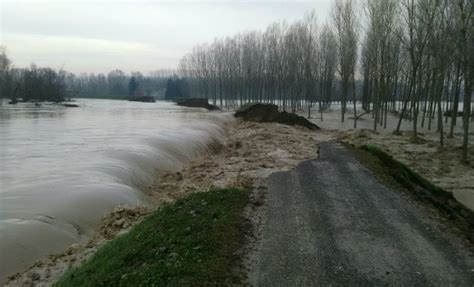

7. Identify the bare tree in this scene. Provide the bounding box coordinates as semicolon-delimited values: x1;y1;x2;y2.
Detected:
0;47;12;100
332;0;359;126
177;1;471;162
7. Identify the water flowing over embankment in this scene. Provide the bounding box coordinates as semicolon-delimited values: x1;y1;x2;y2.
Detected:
0;99;233;281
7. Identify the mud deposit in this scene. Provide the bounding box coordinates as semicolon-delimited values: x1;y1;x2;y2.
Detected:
6;120;334;286
7;116;473;286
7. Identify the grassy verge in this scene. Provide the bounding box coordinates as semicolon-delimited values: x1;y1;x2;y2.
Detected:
55;188;250;286
352;144;474;242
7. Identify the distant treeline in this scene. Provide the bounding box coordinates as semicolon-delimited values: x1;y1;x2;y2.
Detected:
0;48;173;102
0;49;68;102
69;70;174;100
178;0;473;161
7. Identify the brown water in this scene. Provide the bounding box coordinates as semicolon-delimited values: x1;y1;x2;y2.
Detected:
0;99;233;281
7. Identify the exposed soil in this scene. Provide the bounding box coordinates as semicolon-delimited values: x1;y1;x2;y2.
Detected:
235;103;320;130
145;120;332;204
177;98;220;110
5;119;334;286
6;115;473;286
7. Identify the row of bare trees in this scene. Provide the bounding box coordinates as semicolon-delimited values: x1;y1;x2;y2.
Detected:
0;47;174;101
66;70;173;99
178;0;473;161
178;12;339;118
1;48;69;102
362;0;473;161
0;47;12;102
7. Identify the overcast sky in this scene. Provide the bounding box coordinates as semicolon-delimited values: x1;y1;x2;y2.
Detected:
1;0;332;74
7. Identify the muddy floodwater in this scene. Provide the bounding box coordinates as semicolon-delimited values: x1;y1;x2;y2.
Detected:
0;99;232;281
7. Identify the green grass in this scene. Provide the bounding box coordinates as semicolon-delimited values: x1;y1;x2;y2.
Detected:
55;188;250;287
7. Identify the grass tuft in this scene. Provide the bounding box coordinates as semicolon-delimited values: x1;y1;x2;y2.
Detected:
54;188;250;287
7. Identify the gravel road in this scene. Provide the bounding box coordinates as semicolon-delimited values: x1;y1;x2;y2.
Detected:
249;141;474;286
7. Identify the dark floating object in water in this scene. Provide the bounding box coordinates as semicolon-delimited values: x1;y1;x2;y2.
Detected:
235;103;320;130
35;103;41;107
128;96;156;103
8;99;18;105
177;98;220;110
63;104;80;108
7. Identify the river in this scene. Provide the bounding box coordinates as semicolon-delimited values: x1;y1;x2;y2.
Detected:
0;99;232;281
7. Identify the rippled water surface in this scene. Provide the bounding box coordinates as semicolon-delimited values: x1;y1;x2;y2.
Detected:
0;99;231;279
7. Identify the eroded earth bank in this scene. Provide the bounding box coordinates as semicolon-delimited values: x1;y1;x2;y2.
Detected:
6;115;473;286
